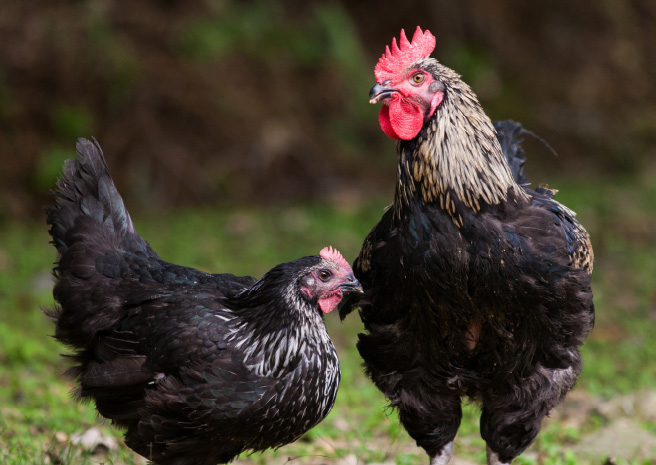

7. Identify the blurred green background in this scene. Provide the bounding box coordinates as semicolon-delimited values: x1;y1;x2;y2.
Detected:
1;1;655;464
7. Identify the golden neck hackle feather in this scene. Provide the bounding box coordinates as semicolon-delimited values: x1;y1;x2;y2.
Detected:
394;58;529;226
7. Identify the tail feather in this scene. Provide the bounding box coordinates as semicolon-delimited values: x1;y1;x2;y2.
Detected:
494;120;529;186
46;138;156;348
46;139;138;256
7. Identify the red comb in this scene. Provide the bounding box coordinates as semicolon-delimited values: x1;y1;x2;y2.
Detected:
374;26;436;83
320;246;351;271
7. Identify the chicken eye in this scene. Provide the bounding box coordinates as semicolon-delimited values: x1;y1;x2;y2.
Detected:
411;73;425;84
318;270;332;282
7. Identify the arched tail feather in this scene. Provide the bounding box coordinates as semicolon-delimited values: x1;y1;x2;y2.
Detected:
494;120;530;186
46;138;136;257
45;138;155;348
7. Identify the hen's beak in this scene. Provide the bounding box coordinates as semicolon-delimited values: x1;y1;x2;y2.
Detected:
369;82;398;104
337;275;363;294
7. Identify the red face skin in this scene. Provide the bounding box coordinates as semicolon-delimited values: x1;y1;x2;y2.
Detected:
300;265;361;314
372;69;444;140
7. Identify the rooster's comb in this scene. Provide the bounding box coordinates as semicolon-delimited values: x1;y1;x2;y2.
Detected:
374;26;436;83
320;246;351;271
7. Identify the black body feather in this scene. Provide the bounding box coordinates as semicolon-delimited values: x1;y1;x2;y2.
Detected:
342;120;594;464
46;140;342;465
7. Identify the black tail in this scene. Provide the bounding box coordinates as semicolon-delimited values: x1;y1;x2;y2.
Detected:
494;120;529;186
45;139;156;348
47;139;136;256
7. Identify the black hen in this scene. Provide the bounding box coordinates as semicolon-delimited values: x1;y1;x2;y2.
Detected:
46;139;362;465
341;28;594;465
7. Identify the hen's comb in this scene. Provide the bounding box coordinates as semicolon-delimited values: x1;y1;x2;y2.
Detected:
320;246;351;271
374;26;436;83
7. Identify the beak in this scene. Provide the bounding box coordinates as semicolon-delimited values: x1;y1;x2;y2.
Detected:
369;82;399;104
337;274;364;294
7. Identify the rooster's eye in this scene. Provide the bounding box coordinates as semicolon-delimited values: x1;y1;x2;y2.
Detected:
411;73;425;85
318;270;332;282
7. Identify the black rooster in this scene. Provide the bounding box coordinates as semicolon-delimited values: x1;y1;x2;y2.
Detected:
341;27;594;465
46;139;362;465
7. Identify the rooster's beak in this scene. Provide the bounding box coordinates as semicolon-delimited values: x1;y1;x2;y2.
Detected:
337;275;363;294
369;82;398;104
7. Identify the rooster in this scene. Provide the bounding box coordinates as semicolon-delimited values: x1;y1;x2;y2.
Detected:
340;27;594;465
46;139;362;465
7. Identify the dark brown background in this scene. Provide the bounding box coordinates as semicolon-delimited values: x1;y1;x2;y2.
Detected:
1;0;654;220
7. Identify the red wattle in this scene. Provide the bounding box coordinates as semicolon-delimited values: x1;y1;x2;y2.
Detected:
318;292;342;314
378;99;424;140
378;104;399;139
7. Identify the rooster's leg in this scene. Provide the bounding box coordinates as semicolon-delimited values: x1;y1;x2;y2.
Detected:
485;445;510;465
480;361;580;464
397;390;461;465
429;440;453;465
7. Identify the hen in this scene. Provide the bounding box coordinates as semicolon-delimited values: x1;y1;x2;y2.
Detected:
46;139;362;465
341;27;594;465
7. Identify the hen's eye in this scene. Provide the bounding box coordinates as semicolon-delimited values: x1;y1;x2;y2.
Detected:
412;73;425;84
318;270;332;282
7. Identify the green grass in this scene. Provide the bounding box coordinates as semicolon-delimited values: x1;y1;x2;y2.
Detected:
1;175;656;464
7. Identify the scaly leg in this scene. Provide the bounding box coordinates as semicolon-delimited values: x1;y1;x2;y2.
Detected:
430;441;454;465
